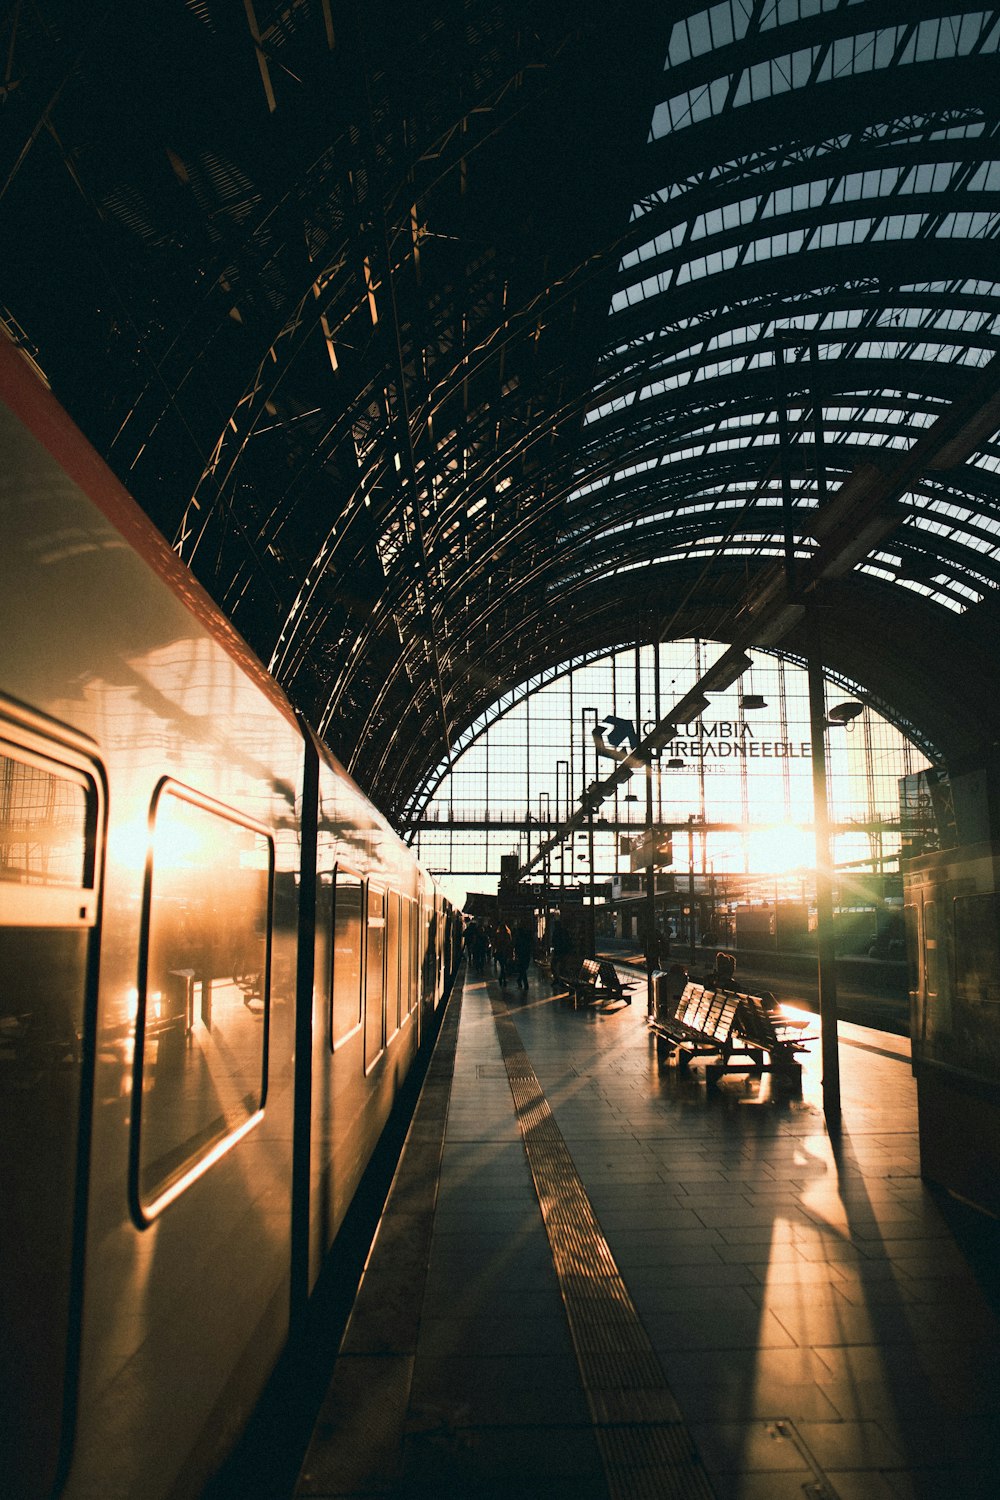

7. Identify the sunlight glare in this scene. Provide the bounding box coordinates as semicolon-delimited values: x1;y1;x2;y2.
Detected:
745;824;814;874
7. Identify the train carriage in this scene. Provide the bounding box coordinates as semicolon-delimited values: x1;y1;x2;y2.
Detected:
0;337;454;1499
904;838;1000;1219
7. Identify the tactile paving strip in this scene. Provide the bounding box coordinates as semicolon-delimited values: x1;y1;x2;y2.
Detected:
490;996;717;1500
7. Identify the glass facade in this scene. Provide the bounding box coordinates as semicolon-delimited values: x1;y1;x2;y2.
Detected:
412;639;927;898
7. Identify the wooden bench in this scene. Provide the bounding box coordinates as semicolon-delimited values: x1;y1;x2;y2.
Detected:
568;957;635;1008
648;981;740;1073
731;992;816;1085
649;980;814;1088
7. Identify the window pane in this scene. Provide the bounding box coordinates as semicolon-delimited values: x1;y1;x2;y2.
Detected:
386;892;400;1040
421;904;438;1006
410;900;419;1012
315;866;333;1037
401;898;413;1017
331;870;362;1047
945;893;1000;1079
136;789;272;1215
954;894;1000;1007
365;886;385;1068
0;751;90;888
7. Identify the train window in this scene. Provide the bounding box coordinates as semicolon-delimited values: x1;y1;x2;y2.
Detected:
364;884;385;1070
1;735;102;1499
407;900;418;1013
315;836;335;1040
946;892;1000;1080
133;785;273;1221
331;869;363;1048
0;742;99;923
954;894;1000;1007
399;897;412;1023
386;892;400;1042
421;902;436;1006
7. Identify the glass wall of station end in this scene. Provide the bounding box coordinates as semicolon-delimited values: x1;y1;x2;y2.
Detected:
411;640;926;890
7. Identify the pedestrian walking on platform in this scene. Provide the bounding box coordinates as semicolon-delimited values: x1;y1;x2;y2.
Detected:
513;922;533;992
494;923;513;987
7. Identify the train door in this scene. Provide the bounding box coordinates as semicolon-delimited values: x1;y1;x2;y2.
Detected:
0;716;104;1499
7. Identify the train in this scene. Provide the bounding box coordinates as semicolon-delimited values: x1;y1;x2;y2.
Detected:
903;831;1000;1220
0;335;460;1500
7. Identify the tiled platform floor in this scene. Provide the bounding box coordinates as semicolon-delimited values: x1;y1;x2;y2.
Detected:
296;961;1000;1499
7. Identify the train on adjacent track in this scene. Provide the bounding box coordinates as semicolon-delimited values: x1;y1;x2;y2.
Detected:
903;834;1000;1219
0;337;460;1500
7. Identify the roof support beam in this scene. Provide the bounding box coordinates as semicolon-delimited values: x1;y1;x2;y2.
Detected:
242;0;277;114
358;81;453;775
521;352;1000;877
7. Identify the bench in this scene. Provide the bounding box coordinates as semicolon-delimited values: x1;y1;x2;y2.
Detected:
649;980;814;1088
567;957;635;1008
731;992;816;1085
648;981;740;1075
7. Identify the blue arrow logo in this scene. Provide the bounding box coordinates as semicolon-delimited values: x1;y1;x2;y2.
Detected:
593;715;638;757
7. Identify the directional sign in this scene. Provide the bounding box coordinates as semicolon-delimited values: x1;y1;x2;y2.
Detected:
500;885;604;907
593;714;638;760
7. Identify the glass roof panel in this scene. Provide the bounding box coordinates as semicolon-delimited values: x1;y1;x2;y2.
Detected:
654;12;1000;138
617;188;1000;314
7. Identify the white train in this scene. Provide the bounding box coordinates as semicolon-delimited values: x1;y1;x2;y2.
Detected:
0;337;459;1499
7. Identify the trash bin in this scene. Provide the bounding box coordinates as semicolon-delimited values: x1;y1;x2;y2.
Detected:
653;964;688;1024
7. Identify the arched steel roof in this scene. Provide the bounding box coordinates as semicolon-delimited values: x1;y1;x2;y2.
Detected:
3;1;1000;822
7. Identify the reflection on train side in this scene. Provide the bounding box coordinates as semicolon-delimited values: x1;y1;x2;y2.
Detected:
905;849;1000;1078
328;867;363;1046
132;784;274;1220
0;343;460;1500
904;840;1000;1216
0;739;102;1500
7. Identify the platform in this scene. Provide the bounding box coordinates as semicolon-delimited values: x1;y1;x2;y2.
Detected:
294;960;1000;1499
